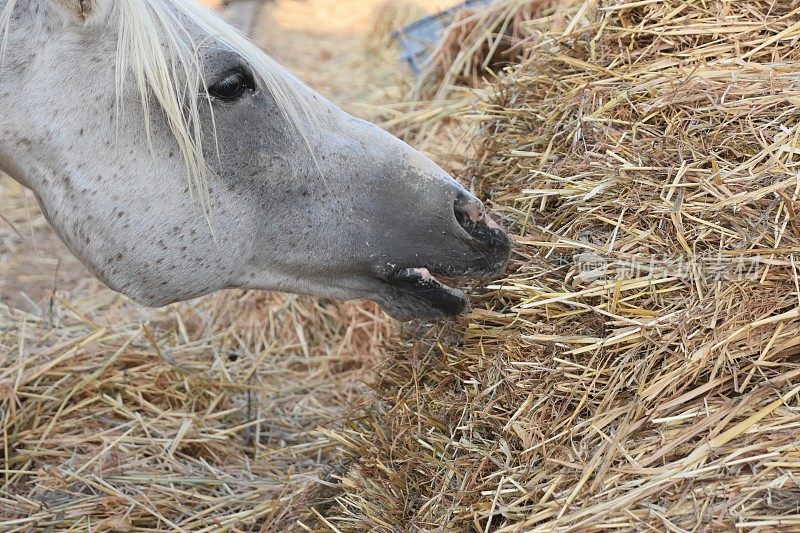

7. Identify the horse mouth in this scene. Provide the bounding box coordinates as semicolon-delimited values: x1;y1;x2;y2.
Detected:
376;212;512;321
384;266;471;319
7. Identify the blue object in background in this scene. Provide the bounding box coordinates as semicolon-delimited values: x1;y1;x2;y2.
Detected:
394;0;496;76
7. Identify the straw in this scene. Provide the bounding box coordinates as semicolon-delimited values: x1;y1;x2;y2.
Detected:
320;0;800;530
0;291;391;530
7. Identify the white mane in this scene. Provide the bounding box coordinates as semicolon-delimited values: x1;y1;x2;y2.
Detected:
0;0;313;212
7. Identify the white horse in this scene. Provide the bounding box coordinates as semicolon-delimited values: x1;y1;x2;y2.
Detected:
0;0;510;320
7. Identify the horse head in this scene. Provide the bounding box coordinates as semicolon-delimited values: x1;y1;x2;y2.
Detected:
0;0;510;320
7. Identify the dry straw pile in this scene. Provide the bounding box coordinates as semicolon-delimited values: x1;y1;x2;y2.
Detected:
322;0;800;530
365;0;430;53
419;0;545;99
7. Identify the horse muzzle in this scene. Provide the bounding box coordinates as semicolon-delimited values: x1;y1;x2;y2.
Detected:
376;190;512;321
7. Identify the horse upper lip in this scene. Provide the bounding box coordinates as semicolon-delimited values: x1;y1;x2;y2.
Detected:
381;230;511;289
387;266;460;287
386;265;474;285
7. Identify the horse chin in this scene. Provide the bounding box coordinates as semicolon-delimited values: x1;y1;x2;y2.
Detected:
380;292;470;322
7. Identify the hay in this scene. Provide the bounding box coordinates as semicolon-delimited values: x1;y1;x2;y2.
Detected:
365;0;429;53
320;0;800;530
0;291;391;530
414;0;551;101
392;0;576;158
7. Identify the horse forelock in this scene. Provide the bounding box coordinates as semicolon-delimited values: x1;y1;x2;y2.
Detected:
53;0;93;19
0;0;317;216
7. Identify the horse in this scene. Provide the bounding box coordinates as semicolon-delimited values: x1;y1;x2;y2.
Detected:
0;0;510;321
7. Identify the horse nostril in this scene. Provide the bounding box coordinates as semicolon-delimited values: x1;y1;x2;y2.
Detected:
453;192;486;230
451;189;511;274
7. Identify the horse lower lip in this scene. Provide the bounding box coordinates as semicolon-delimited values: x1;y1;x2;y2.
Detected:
387;267;467;304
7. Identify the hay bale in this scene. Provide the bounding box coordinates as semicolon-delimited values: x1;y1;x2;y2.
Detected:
394;0;575;153
365;0;429;53
324;0;800;530
428;0;538;88
414;0;559;100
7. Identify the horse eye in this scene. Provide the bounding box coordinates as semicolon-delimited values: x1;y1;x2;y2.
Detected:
208;68;255;102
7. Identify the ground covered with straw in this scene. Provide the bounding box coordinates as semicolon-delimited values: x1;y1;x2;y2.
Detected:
0;292;390;531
